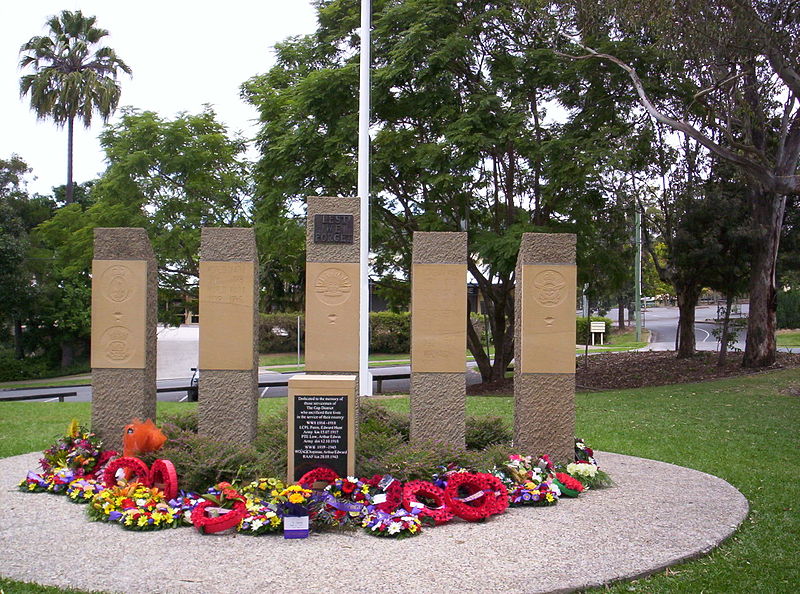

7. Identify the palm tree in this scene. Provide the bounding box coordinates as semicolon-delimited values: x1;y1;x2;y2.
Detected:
19;10;131;204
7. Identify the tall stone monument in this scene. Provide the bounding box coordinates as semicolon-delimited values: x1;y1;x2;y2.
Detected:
91;228;157;452
198;227;259;445
305;197;360;384
410;232;467;445
514;232;577;461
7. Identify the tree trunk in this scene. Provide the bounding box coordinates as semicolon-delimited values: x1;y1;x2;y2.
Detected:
60;340;75;368
717;293;733;367
675;284;701;358
743;190;786;367
66;116;75;204
617;298;626;329
13;318;24;360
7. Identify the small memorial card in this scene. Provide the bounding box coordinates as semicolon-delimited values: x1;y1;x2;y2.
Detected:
284;515;310;539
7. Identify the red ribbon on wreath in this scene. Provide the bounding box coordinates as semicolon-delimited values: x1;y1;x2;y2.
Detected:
191;500;247;534
402;480;454;525
478;472;509;515
149;459;179;500
443;472;496;522
297;467;339;489
103;456;151;488
364;474;403;513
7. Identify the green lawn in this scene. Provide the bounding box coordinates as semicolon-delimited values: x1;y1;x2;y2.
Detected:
1;369;799;592
777;330;800;347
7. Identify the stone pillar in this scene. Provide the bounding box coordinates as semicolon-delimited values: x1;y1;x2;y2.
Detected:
305;197;360;388
91;228;157;452
410;232;467;446
514;233;577;462
198;227;258;445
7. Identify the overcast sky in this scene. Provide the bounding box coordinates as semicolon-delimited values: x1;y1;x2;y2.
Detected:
1;1;318;196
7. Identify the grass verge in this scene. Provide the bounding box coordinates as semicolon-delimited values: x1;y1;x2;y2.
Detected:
1;369;798;591
777;330;800;347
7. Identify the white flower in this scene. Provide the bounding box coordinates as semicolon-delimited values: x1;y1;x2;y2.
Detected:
388;522;402;535
250;518;264;530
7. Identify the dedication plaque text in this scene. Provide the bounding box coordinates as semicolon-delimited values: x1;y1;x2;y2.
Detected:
292;394;349;480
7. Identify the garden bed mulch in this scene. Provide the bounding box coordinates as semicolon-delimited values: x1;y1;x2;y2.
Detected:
467;351;800;395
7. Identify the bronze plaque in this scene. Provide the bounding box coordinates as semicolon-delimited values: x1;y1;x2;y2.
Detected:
313;214;354;244
305;262;360;371
411;263;467;373
91;259;147;369
520;264;577;374
199;261;255;370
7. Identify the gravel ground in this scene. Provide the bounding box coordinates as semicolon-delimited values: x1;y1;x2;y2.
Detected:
0;451;748;594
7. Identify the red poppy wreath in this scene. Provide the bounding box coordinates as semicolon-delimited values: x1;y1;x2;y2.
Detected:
365;474;403;513
297;467;339;489
443;472;496;522
103;456;151;488
191;499;247;534
478;472;509;515
149;459;179;500
402;480;454;525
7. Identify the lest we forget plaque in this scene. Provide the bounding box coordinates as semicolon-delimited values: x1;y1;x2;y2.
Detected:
313;214;354;244
287;375;356;482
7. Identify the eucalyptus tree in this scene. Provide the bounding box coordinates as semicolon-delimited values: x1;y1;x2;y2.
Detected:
19;10;131;204
547;0;800;367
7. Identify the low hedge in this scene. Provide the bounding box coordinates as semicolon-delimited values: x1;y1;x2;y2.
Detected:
576;316;613;345
258;311;411;354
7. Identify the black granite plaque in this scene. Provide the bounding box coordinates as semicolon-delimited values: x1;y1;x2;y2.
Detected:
313;214;354;244
293;394;349;480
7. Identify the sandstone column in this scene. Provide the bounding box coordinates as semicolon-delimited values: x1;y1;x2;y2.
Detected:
198;227;258;445
91;228;157;452
305;197;360;387
514;233;577;461
410;232;467;446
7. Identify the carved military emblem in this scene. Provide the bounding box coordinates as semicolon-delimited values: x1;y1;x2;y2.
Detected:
100;326;133;363
101;265;134;303
533;269;567;307
314;268;352;306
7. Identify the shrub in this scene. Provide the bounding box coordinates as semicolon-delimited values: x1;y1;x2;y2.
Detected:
358;439;486;481
359;401;410;439
152;428;275;493
777;289;800;329
258;312;303;353
0;351;52;382
576;316;613;344
369;311;410;353
465;416;512;450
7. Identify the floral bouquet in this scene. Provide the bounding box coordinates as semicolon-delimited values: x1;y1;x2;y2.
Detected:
88;482;181;530
191;482;248;534
241;477;285;504
431;464;470;489
313;477;372;529
168;491;203;526
569;438;613;488
18;471;51;493
362;508;422;539
275;484;314;517
66;477;103;503
509;480;561;507
503;454;549;486
18;468;77;494
237;477;286;535
40;420;113;478
552;472;584;498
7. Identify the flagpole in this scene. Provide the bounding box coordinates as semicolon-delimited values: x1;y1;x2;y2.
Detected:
358;0;372;397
